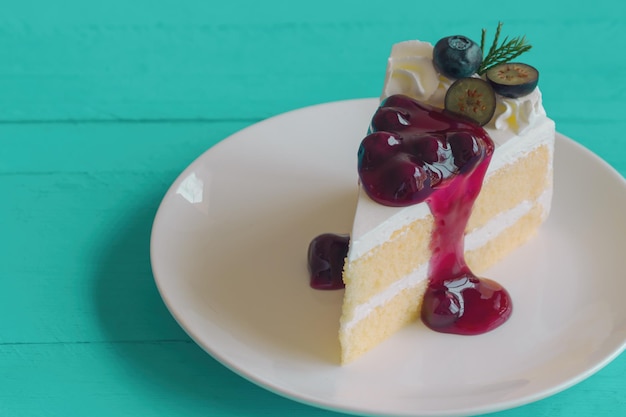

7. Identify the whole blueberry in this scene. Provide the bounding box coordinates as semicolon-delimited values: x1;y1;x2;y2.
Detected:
433;35;483;79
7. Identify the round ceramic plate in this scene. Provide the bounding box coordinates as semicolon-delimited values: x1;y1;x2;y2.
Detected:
150;98;626;417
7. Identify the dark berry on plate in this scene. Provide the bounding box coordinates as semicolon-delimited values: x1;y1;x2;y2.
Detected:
444;78;496;126
485;62;539;98
433;36;483;79
307;233;349;290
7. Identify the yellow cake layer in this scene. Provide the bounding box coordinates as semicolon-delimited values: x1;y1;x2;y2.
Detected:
340;281;428;364
466;202;545;272
469;144;551;232
341;215;433;312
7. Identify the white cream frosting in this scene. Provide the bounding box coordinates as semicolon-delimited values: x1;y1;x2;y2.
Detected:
488;88;547;135
381;40;452;108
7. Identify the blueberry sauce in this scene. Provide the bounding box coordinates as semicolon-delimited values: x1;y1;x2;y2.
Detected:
307;94;512;334
419;147;511;334
359;94;493;207
307;233;349;290
360;94;512;334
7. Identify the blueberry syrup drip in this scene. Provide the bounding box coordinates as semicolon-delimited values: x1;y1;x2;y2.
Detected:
307;233;349;290
360;94;513;334
420;149;512;334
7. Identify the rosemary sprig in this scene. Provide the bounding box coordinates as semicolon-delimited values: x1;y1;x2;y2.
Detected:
480;29;486;57
478;22;532;74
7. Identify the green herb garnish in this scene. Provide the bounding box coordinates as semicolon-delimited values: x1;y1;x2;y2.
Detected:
478;22;532;75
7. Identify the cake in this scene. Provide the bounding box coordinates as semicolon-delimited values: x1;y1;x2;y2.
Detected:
307;28;555;364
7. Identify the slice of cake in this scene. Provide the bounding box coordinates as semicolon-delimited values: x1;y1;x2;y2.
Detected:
339;35;555;363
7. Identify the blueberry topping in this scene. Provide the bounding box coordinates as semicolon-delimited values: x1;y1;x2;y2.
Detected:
358;96;493;207
433;35;483;79
486;62;539;98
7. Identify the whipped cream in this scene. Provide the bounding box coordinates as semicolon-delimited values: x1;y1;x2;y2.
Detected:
381;40;546;134
488;88;547;135
381;40;452;108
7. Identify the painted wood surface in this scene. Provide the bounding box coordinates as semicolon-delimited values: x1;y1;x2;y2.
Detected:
2;1;625;416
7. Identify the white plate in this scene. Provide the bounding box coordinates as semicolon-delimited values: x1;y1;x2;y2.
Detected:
150;98;626;417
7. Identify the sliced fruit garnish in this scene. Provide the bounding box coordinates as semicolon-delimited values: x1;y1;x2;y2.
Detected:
485;62;538;98
444;78;496;126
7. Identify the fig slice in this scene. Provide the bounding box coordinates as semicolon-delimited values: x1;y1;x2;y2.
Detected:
444;77;496;126
486;62;539;98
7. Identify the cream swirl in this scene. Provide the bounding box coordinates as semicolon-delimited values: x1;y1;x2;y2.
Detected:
381;41;452;108
487;88;546;134
380;40;546;133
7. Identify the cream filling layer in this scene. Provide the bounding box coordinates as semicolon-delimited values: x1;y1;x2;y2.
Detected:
342;192;550;333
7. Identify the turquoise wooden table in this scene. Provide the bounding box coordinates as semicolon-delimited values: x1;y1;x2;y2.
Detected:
2;1;625;416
